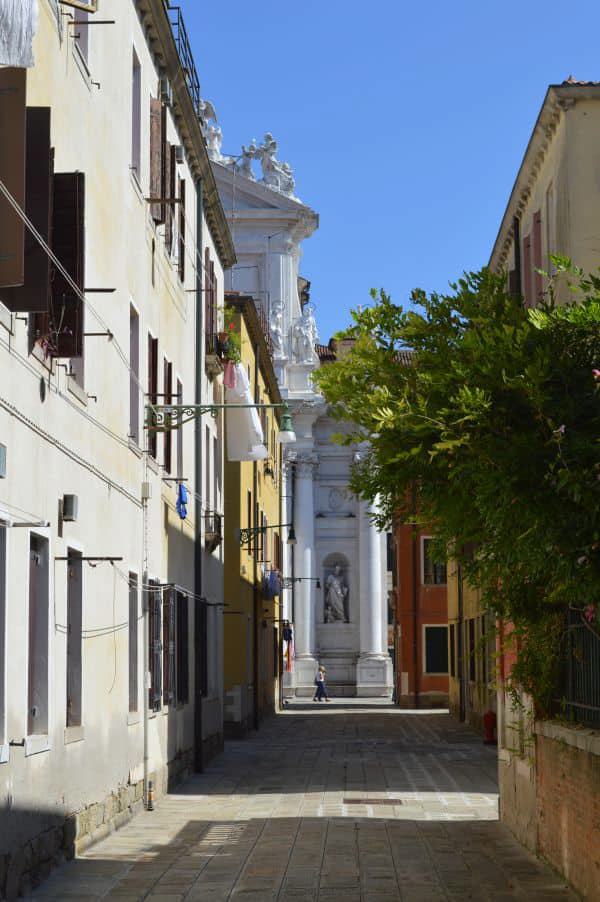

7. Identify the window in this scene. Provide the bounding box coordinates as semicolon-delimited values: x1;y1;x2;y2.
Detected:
28;534;49;735
149;97;164;224
178;179;186;282
66;550;82;727
128;573;138;713
129;305;139;444
422;538;446;585
468;618;476;682
176;378;183;478
147;334;158;459
0;521;6;755
163;358;172;473
449;623;456;678
204;248;215;352
176;591;189;704
148;581;162;711
423;625;448;675
163;589;175;705
74;8;89;66
131;49;141;180
522;234;532;308
0;67;26;291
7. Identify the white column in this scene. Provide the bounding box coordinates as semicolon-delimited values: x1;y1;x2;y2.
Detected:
294;457;317;659
357;499;393;696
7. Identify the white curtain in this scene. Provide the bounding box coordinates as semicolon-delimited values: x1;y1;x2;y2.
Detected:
0;0;38;67
225;363;268;461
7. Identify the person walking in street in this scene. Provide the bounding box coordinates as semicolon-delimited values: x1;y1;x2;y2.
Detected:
313;666;330;702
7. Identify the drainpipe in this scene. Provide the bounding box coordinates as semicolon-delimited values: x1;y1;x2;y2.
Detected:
252;346;260;730
411;485;419;710
194;178;204;771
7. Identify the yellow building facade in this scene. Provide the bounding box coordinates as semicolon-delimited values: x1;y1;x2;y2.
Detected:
223;295;284;736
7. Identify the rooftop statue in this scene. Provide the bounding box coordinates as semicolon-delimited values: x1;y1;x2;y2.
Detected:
256;133;296;198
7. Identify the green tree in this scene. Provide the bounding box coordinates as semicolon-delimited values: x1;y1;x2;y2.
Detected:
315;263;600;710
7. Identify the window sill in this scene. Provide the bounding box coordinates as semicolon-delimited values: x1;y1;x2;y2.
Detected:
25;734;51;757
128;437;143;458
72;42;92;88
0;743;8;764
31;343;55;375
127;711;141;726
147;456;160;475
64;725;85;745
67;376;87;406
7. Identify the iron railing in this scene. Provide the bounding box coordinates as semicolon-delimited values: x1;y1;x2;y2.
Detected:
163;2;202;119
553;609;600;727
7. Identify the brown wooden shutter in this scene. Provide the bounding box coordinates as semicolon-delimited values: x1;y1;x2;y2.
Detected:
522;234;532;308
1;108;53;312
149;97;163;223
163;357;172;473
532;210;543;302
50;172;85;357
165;144;176;253
0;68;26;289
178;179;185;282
148;334;158;459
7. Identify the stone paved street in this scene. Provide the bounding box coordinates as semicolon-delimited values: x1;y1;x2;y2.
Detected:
28;706;578;901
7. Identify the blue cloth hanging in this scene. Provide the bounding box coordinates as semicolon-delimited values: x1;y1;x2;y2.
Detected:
176;482;188;520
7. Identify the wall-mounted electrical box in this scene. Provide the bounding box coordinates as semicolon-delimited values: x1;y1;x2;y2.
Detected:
62;494;78;522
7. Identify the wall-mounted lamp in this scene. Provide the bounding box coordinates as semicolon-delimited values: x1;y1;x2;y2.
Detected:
277;404;296;445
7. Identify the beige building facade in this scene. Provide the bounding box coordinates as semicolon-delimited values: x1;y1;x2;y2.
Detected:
0;1;234;896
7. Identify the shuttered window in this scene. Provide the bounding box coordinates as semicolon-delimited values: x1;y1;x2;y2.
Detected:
128;573;138;713
131;51;141;180
163;588;175;705
522;234;532;307
178;178;185;282
2;107;53;313
51;172;85;358
0;67;26;290
147;334;158;459
149;97;162;220
148;581;162;711
165;144;176;254
532;210;543;303
176;591;189;704
163;357;172;473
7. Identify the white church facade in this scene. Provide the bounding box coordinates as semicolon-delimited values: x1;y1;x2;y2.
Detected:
208;122;393;697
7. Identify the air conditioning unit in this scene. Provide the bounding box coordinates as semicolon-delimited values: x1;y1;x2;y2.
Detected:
62;494;78;522
174;145;184;165
159;76;172;106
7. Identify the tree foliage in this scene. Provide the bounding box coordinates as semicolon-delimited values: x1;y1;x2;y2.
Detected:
314;262;600;710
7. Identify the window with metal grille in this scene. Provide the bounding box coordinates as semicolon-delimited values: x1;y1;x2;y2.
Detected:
163;588;175;705
66;550;82;727
176;591;189;704
148;581;162;711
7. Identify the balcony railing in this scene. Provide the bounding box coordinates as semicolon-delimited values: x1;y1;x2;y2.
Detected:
163;2;202;120
257;304;274;358
204;511;222;553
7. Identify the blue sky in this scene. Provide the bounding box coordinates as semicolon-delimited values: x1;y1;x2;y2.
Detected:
178;0;600;342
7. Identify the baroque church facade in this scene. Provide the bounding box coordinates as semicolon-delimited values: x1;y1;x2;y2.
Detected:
208;119;393;697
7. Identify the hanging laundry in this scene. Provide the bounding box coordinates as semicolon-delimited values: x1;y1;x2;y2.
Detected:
225;362;268;461
268;568;282;597
223;360;236;390
175;482;188;520
0;0;38;67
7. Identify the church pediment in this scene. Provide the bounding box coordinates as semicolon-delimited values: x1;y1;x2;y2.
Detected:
212;161;317;218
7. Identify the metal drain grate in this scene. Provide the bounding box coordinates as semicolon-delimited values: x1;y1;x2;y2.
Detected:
343;798;402;805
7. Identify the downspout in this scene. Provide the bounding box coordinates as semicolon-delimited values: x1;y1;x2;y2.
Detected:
194;178;204;771
411;484;419;709
252;346;260;730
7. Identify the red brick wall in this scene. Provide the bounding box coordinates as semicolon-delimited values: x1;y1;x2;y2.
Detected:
536;733;600;901
394;523;448;706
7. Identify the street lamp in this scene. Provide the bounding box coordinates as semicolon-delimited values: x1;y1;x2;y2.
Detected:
238;523;297;547
277;404;296;445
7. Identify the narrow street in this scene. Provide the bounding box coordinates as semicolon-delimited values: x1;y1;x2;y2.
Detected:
28;705;577;902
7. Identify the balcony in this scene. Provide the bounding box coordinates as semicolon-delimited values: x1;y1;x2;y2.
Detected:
205;333;224;377
204;511;222;554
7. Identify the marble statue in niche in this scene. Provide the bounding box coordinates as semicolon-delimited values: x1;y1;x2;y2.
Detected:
324;561;349;623
270;299;284;356
291;304;318;363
